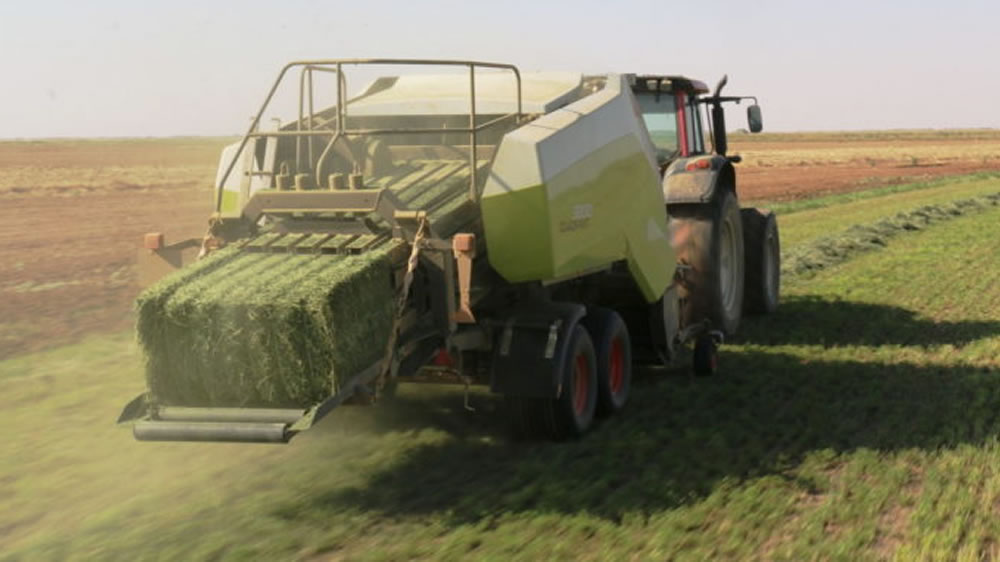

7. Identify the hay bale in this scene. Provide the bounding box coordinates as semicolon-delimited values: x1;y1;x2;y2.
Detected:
136;240;402;407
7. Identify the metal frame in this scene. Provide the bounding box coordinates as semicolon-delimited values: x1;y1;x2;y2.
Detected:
216;59;524;212
239;188;405;226
119;358;385;443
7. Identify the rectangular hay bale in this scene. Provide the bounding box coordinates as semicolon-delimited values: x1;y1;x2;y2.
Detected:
136;239;403;407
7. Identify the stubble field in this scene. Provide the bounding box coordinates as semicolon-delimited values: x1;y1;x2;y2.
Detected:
1;130;999;560
0;138;222;358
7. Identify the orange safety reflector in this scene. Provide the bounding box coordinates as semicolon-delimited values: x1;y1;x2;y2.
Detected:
452;233;476;252
685;158;712;172
144;232;165;250
452;232;477;324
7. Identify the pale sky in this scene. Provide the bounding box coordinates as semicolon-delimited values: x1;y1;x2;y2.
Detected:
2;0;998;138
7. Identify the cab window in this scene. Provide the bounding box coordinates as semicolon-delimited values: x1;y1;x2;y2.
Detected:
636;93;678;165
686;99;705;154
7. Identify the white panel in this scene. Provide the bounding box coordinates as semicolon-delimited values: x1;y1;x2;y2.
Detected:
215;142;243;191
347;72;583;116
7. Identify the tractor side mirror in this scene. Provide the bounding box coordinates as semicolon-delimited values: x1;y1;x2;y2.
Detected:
747;104;763;133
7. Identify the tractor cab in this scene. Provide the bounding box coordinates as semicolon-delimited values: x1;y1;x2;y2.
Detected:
629;74;763;171
630;75;711;168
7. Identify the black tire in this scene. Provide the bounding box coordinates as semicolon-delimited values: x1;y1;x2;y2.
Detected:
668;189;745;335
506;325;598;440
741;208;781;315
583;308;632;417
692;334;719;376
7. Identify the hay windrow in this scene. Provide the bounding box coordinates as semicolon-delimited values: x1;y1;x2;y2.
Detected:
783;192;1000;278
136;240;403;407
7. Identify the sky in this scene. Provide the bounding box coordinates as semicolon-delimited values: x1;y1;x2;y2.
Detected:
1;0;998;138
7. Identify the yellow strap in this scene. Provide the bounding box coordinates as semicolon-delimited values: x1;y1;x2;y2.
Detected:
376;216;429;397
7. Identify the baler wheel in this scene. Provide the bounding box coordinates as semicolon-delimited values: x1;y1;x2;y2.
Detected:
668;189;745;335
583;308;632;417
506;325;597;440
741;208;781;314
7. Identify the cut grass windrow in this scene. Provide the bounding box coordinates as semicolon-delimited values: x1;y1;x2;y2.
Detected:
773;174;1000;250
782;192;1000;278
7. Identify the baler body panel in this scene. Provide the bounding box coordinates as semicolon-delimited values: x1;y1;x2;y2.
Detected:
482;74;675;302
346;71;584;116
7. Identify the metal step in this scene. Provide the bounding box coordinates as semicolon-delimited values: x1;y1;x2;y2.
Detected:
117;359;384;444
133;421;290;443
156;407;304;424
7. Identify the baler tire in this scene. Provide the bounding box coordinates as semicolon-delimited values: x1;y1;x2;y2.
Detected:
505;395;535;439
505;325;597;440
583;308;632;417
741;208;781;315
552;325;598;438
668;189;746;335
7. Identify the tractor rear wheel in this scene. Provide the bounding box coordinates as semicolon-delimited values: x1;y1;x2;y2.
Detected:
668;189;745;335
741;208;781;314
506;325;597;440
583;308;632;417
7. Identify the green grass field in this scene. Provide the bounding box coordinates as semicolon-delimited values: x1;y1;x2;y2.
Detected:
2;176;1000;560
757;172;1000;217
753;172;999;248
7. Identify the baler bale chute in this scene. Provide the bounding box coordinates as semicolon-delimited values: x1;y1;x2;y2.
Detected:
119;59;780;443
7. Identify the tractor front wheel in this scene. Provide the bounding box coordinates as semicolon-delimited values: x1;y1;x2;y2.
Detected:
742;208;781;315
693;333;719;376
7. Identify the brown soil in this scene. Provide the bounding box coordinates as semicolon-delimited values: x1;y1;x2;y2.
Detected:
0;138;224;359
0;186;210;358
737;161;999;203
1;135;998;360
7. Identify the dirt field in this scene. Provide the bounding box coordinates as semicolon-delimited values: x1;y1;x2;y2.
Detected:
1;132;998;359
730;132;1000;202
0;139;225;358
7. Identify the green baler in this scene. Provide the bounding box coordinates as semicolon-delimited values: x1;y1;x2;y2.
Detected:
120;59;780;442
